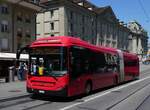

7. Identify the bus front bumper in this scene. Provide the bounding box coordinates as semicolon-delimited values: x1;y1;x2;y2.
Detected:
27;87;68;97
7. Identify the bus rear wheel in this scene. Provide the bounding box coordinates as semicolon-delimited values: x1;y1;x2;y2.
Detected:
85;82;92;95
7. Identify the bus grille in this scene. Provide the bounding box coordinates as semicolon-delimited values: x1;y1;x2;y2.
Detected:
31;80;55;87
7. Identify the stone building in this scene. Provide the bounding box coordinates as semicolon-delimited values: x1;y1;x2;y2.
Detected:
0;0;42;53
0;0;42;79
95;6;130;49
128;21;148;56
36;0;130;50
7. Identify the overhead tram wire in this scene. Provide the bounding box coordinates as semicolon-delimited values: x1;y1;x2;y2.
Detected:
138;0;150;23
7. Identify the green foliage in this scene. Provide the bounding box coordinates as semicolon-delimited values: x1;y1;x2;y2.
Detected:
0;0;6;4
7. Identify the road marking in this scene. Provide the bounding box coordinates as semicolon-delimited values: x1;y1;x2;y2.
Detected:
60;75;150;110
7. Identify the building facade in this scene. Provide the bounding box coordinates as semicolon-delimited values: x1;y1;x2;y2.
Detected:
128;21;148;56
36;0;130;50
0;0;42;53
95;7;130;49
0;0;42;79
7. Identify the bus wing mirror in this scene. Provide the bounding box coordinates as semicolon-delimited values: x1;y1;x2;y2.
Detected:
16;45;30;60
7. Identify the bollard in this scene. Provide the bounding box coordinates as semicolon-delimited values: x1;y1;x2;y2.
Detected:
9;66;15;82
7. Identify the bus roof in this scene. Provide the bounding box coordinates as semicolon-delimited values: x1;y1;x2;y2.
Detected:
31;36;118;54
123;51;138;60
30;36;136;56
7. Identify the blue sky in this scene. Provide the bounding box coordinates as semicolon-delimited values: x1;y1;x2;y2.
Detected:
91;0;150;42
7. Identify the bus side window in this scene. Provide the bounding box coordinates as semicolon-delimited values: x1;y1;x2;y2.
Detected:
124;59;138;67
89;51;106;73
104;53;118;73
70;47;82;78
70;46;89;78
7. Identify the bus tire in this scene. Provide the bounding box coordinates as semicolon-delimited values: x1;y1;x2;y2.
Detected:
85;81;92;95
134;76;139;80
31;93;40;99
115;76;119;84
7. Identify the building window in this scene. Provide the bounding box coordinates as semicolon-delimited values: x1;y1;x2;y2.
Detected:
99;39;104;46
1;21;8;32
113;29;117;40
17;31;22;38
25;30;31;43
106;40;110;47
82;15;85;23
82;27;84;35
17;29;22;49
50;22;54;30
92;29;94;36
26;34;31;38
50;10;54;18
91;38;96;44
113;35;116;40
112;42;116;48
25;14;31;23
70;23;73;33
31;0;40;4
26;30;31;38
70;11;73;19
1;4;8;14
91;18;94;26
17;12;23;21
1;38;9;51
17;28;23;49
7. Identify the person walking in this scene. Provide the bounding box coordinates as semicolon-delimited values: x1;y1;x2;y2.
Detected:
18;62;25;80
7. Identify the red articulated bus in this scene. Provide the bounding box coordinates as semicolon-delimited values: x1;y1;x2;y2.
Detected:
17;36;139;97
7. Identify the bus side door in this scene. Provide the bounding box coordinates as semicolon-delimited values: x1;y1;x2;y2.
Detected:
69;46;87;96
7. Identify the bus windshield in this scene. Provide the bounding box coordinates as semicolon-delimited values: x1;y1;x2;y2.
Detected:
29;47;67;77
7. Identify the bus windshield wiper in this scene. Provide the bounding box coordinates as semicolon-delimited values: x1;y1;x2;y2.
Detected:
47;71;58;81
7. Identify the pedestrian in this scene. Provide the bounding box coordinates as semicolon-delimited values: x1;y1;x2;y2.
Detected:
23;63;27;80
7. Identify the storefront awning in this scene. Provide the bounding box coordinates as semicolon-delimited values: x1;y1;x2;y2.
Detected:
0;52;29;60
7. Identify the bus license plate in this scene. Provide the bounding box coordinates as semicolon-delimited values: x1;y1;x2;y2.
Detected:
39;90;45;94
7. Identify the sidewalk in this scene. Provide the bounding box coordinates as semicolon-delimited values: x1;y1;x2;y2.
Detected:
0;81;29;101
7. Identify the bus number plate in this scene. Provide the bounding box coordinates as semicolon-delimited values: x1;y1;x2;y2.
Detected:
39;90;45;94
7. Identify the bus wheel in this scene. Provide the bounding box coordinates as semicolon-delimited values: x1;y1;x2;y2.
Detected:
85;82;92;95
114;76;119;85
134;76;139;80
